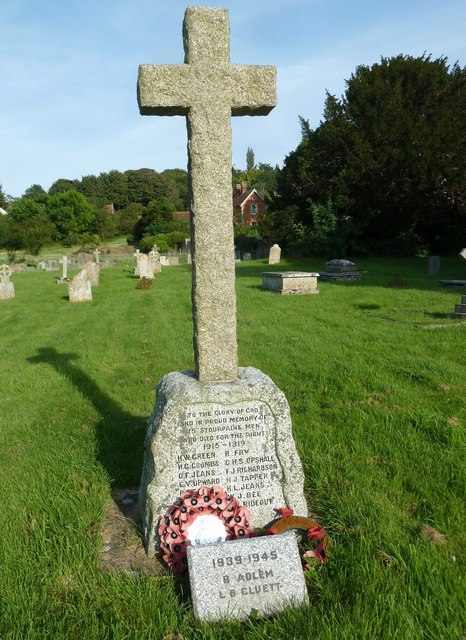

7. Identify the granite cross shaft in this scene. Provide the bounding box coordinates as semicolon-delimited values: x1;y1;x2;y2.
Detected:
137;6;276;382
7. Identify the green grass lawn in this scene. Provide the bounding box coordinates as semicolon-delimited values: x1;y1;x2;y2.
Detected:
0;256;464;639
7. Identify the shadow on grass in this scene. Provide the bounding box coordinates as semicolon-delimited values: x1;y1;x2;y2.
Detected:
27;347;146;487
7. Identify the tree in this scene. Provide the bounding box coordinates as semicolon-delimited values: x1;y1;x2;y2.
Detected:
274;54;466;255
23;184;47;200
47;190;96;243
0;184;6;210
48;178;80;196
133;198;188;242
8;197;47;222
246;147;255;173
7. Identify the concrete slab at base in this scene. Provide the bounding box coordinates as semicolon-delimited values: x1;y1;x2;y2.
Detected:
139;367;307;556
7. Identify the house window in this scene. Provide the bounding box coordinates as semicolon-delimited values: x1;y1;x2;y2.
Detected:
251;220;258;227
250;204;258;214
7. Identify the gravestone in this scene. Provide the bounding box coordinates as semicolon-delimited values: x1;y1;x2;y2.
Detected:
94;248;101;264
138;7;307;558
133;249;141;276
427;255;440;275
37;261;46;270
136;253;154;279
68;269;92;302
77;252;93;268
188;532;308;620
45;260;59;271
167;256;179;266
149;246;161;274
84;261;100;286
449;249;466;316
58;255;70;283
268;244;281;265
242;252;252;261
0;264;15;300
262;271;319;295
319;258;361;281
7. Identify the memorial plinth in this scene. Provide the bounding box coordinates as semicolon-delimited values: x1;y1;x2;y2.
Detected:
139;367;307;556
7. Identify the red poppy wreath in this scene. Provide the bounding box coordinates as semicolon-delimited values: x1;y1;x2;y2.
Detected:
158;485;255;572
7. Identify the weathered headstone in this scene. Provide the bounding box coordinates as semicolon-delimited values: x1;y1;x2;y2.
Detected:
136;253;153;279
242;252;252;261
83;261;100;286
94;248;101;264
427;255;440;275
68;269;92;302
149;245;161;274
0;264;15;300
138;7;307;559
45;260;59;271
188;532;308;620
268;244;281;265
77;252;93;268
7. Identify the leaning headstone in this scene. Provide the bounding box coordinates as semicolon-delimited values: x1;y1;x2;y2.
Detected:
268;244;281;265
136;253;153;279
83;261;100;286
188;532;308;620
0;264;15;300
138;7;307;562
68;269;92;302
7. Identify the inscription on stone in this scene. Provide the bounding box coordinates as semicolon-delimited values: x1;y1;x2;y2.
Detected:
176;401;280;508
188;533;308;620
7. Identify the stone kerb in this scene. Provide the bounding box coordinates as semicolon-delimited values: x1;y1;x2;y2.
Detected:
139;367;307;556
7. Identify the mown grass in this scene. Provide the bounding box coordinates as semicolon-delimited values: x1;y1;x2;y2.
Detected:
0;255;465;640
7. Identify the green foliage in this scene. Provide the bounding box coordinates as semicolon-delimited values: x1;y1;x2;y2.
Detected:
274;54;466;255
47;190;96;243
8;197;47;222
91;208;117;241
22;184;47;200
48;177;80;195
246;146;255;173
258;204;300;246
133;198;189;243
115;202;143;236
0;183;7;209
139;234;168;253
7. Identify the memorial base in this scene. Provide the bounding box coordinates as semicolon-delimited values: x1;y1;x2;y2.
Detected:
140;367;307;556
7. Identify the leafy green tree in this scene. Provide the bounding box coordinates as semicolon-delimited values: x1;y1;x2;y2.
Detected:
0;184;7;210
48;178;80;196
246;147;255;173
47;190;96;243
78;175;106;208
116;203;143;235
99;170;129;210
8;198;47;222
274;54;466;255
10;215;55;254
161;168;189;209
91;208;117;241
133;198;188;242
23;184;47;200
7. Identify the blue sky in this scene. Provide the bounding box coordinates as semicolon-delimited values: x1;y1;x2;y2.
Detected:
1;0;465;198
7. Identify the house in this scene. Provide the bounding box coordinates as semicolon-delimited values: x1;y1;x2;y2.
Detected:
175;184;267;228
0;207;7;216
233;184;267;227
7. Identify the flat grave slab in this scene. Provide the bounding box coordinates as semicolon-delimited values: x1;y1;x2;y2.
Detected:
188;532;308;620
262;271;319;295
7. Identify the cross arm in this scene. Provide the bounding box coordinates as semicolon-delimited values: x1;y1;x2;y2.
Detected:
230;65;276;116
138;64;192;116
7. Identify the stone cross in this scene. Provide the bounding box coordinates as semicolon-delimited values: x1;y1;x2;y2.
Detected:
94;248;101;263
0;264;12;283
138;6;276;382
60;255;69;279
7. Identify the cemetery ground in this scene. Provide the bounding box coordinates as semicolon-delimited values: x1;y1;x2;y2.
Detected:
1;256;464;640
